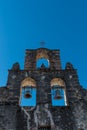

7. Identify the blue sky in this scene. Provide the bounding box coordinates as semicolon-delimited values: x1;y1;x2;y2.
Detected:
0;0;87;89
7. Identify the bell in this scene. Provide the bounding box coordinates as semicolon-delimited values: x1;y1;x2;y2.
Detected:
54;89;62;100
24;90;32;98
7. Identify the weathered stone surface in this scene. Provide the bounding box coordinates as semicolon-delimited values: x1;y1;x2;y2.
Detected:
12;62;20;71
0;47;87;130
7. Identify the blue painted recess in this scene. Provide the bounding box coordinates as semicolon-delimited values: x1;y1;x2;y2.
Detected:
20;88;36;106
51;89;65;106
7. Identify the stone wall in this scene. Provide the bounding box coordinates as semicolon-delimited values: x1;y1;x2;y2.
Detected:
0;105;17;130
0;48;87;130
24;48;61;70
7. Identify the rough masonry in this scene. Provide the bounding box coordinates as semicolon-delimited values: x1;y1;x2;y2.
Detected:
0;47;87;130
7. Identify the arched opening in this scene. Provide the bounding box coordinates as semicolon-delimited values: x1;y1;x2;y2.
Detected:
20;77;36;106
50;78;67;106
37;58;49;68
36;51;50;68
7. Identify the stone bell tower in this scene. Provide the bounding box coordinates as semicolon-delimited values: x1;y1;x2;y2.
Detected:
0;47;87;130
